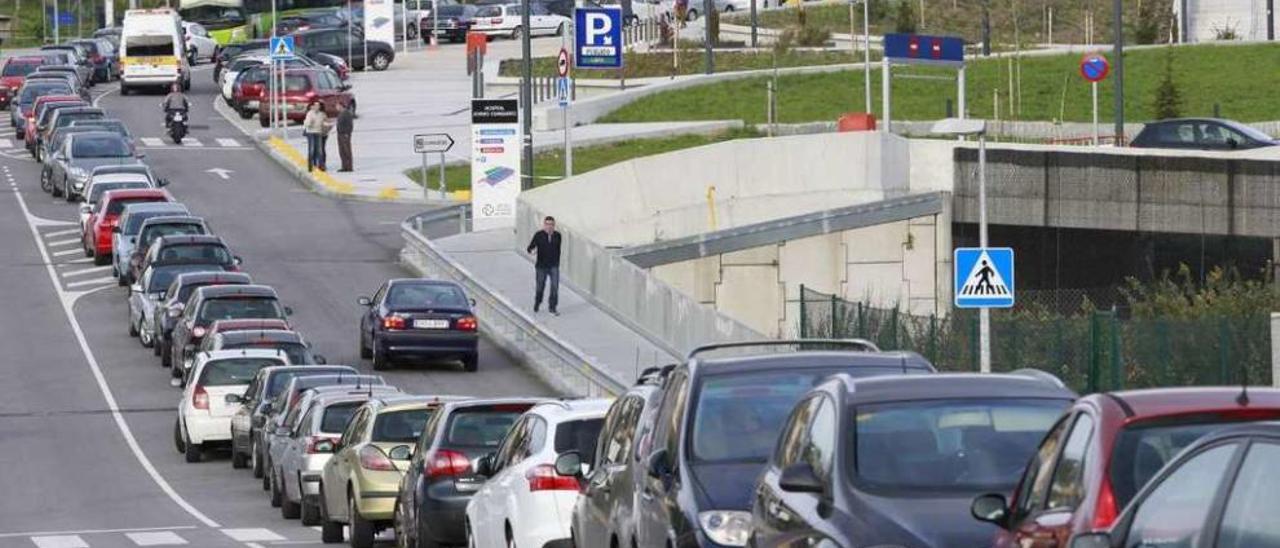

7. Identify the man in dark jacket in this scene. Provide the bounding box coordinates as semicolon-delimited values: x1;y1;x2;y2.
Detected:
335;101;355;172
526;216;562;314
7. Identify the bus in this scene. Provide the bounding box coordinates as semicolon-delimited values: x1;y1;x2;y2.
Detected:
120;9;191;94
178;0;252;44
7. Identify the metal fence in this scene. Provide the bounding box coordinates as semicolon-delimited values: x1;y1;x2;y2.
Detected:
798;285;1272;392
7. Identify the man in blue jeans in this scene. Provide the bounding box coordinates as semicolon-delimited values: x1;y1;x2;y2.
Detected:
526;216;562;315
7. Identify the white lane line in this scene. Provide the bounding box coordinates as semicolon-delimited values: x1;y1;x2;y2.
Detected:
0;139;11;149
64;257;92;264
61;265;113;278
0;526;197;539
30;536;88;548
125;531;189;546
180;138;204;147
220;529;284;542
46;237;80;247
140;137;165;147
46;228;80;238
65;276;116;288
11;183;221;528
215;138;240;147
51;248;81;257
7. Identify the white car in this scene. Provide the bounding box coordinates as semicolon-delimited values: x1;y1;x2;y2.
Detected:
182;21;218;64
465;399;612;548
471;3;570;38
175;349;291;463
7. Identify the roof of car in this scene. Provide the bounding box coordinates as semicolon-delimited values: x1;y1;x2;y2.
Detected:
1094;387;1280;419
138;215;203;228
121;202;186;215
371;394;471;413
209;318;289;332
217;329;305;345
69;130;128;143
691;350;935;377
259;364;358;378
53;106;104;115
194;284;279;300
530;397;614;419
440;397;552;414
101;188;169;202
201;348;292;363
171;271;252;287
154;234;225;246
837;372;1077;404
92;164;152;175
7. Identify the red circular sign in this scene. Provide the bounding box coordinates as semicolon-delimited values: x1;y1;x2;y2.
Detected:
1079;53;1110;83
557;48;570;77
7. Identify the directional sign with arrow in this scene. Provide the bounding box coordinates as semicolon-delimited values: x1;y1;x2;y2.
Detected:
414;133;455;154
205;168;233;180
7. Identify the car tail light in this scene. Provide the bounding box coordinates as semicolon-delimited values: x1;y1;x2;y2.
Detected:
192;326;207;338
306;436;338;454
1092;477;1118;529
426;449;471;479
455;316;477;332
383;315;406;330
192;385;209;410
526;464;580;491
359;445;397;471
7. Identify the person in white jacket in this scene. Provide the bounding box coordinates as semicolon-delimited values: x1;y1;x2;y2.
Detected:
302;101;331;172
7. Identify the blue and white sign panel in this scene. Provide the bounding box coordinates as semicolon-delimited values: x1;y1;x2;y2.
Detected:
557;77;571;107
883;33;965;66
574;7;623;69
270;36;295;60
954;247;1015;308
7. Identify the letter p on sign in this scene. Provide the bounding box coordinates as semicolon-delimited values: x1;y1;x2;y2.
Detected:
585;12;613;44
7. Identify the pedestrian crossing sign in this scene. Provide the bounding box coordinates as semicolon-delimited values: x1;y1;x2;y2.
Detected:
954;247;1015;308
270;36;295;60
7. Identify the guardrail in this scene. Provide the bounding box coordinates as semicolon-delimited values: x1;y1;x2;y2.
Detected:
399;207;627;397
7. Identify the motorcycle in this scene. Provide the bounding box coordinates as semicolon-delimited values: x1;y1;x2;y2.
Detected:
168;110;188;144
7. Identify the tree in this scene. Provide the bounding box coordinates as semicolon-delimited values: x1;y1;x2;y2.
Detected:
1152;48;1182;119
894;0;917;33
1132;0;1161;44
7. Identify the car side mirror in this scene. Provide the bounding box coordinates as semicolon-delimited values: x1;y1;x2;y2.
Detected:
158;178;170;187
275;426;290;436
78;203;90;214
475;453;495;477
388;444;413;460
167;304;184;318
646;448;669;479
112;225;121;233
1069;533;1114;548
470;298;477;307
554;451;582;477
312;438;336;453
313;354;327;365
357;296;372;306
233;255;243;266
224;393;243;404
778;462;825;494
283;306;294;316
970;493;1009;527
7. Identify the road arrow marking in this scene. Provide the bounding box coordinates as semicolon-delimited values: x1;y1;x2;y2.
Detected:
206;168;233;180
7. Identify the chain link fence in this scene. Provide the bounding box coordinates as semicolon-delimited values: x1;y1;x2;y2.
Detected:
798;286;1271;393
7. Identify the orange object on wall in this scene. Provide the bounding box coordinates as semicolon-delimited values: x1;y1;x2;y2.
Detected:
465;32;488;75
837;113;877;132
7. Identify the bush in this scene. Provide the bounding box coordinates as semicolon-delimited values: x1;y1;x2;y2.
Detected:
894;0;917;34
1213;21;1240;40
1132;0;1162;45
1152;48;1183;119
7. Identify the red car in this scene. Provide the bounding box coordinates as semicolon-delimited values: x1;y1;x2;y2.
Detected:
257;67;354;128
83;189;173;265
0;57;48;109
231;64;269;119
975;387;1280;548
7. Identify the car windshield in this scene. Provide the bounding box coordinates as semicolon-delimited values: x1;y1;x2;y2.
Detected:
19;84;71;104
155;243;232;265
106;197;164;216
386;283;468;308
373;408;434;443
265;369;357;399
555;418;605;465
229;58;262;71
438;5;466;15
1226;122;1275;143
72;136;132;158
321;402;362;433
200;358;280;386
446;408;524;447
227;341;308;365
198;297;284;323
56;112;104;129
88;182;149;203
853;398;1067;491
476;6;501;16
74;121;130;136
141;223;205;247
146;265;218;293
3;62;40;77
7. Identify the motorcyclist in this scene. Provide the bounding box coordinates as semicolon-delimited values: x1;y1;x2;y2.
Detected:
162;83;189;128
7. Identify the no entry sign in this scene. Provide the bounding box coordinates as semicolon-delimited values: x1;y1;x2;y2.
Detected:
1080;53;1110;83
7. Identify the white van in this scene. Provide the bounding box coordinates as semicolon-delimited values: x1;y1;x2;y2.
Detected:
120;8;191;94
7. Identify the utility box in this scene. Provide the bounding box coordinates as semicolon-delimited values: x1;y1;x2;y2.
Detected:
838;113;877;132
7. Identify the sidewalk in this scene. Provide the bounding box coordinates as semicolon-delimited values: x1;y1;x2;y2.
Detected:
435;229;678;383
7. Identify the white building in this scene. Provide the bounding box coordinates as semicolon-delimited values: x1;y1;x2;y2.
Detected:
1176;0;1276;41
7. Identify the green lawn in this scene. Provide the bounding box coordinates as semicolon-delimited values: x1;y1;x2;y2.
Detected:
405;128;759;191
601;43;1280;125
498;49;868;80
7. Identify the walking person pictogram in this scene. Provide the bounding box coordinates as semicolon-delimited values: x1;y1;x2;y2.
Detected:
975;260;995;294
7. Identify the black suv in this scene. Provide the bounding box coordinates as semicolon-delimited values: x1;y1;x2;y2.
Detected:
169;284;291;379
630;340;935;548
750;372;1075;548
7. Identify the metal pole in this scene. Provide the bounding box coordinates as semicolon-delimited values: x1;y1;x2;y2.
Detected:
433;0;439;47
863;0;870;113
421;152;429;201
402;0;408;54
53;0;60;43
563;99;572;177
978;131;990;373
1091;80;1099;145
957;65;966;119
881;56;890;132
702;0;713;74
438;151;446;198
1268;0;1275;41
347;0;354;66
1112;0;1124;143
750;0;757;47
520;0;533;190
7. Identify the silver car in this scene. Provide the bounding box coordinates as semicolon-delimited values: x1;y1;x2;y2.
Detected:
127;263;225;348
274;389;393;524
49;132;143;201
113;202;190;283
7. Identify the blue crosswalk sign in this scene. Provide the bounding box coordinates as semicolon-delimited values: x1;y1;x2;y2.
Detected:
954;247;1015;308
270;36;295;60
557;77;570;107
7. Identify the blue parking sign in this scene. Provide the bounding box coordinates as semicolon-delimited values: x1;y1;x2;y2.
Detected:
954;247;1015;308
574;7;623;69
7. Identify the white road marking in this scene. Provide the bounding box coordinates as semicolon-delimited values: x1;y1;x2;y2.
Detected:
216;138;240;147
30;536;88;548
65;257;92;264
61;266;112;278
0;526;196;539
140;137;165;147
0;139;11;149
180;138;204;147
65;276;116;288
220;529;284;542
51;248;81;257
125;531;189;546
10;186;221;528
46;237;80;247
45;228;80;238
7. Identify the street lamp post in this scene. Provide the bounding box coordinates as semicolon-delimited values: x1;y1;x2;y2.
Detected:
931;118;991;373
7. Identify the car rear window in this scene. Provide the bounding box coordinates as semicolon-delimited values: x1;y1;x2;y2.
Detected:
200;357;281;386
476;6;501;17
107;197;165;216
141;223;205;247
227;341;307;365
1109;412;1280;509
3;62;40;77
146;265;219;293
387;283;468;308
321;402;362;433
198;297;284;323
555;418;605;465
19;84;72;104
56;111;104;129
445;407;527;447
156;243;232;265
265;368;358;399
88;182;148;203
373;408;434;443
72;135;132;158
124;210;183;234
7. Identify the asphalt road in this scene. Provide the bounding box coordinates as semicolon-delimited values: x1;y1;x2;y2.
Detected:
0;65;553;548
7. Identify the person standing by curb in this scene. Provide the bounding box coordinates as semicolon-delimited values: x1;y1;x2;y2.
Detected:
526;216;562;315
302;101;328;172
335;101;354;172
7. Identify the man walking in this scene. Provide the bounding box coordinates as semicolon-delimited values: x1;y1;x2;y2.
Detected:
335;101;355;172
526;216;562;315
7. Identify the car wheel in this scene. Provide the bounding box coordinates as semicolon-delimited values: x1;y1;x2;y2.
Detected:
319;488;344;543
120;84;131;96
118;268;129;287
128;312;139;336
65;182;77;202
152;333;163;356
238;106;253;119
463;354;478;372
252;440;264;479
183;427;202;463
231;447;248;469
557;22;566;36
371;52;391;71
724;4;734;10
395;506;417;548
371;344;391;371
359;331;372;359
281;491;301;519
301;497;322;526
93;250;109;266
51;179;63;197
349;495;375;548
173;418;185;453
140;322;153;347
688;9;699;19
270;469;283;508
408;24;419;41
259;114;269;128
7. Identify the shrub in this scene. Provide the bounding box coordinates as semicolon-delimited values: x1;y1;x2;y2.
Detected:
1152;48;1183;119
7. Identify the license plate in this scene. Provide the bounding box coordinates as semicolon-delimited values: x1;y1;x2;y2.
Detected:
414;319;449;329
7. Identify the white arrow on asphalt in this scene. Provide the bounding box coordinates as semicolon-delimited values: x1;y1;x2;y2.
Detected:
206;168;233;180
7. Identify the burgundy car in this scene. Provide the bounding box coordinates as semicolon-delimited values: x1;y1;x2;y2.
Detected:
256;68;353;127
0;56;48;109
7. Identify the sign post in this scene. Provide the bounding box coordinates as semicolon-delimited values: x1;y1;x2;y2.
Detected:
954;246;1016;373
557;47;572;178
414;133;455;200
269;36;296;138
470;99;521;230
1079;52;1111;146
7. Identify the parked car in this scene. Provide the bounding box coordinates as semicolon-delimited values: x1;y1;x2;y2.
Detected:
182;21;219;64
257;68;354;128
0;56;49;109
1130;118;1279;150
38;45;93;86
69;38;115;82
467;399;612;548
275;9;349;35
290;27;395;71
193;329;325;373
568;365;673;548
746;372;1073;548
175;349;292;462
38;106;107;161
630;340;935;548
41;126;116;191
113;202;191;283
230;64;269;118
220;54;324;102
420;4;478;42
81;188;172;263
80;174;155;225
10;82;77;138
390;398;549;548
127;262;223;346
470;3;569;39
976;387;1280;548
53;132;144;203
168;284;289;378
151;271;253;364
28;99;87;157
357;278;478;371
214;39;269;82
124;216;210;285
1064;421;1280;548
228;364;361;471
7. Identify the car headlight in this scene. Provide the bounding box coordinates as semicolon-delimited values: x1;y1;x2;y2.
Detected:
69;166;87;180
697;510;751;547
